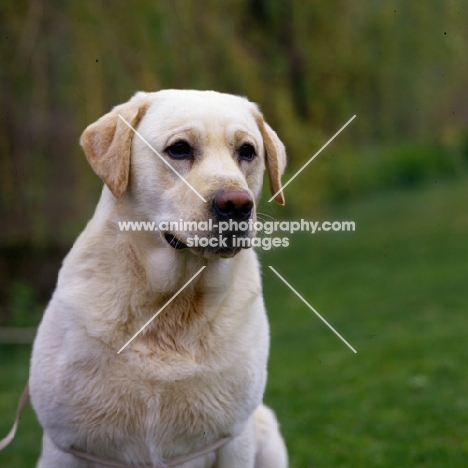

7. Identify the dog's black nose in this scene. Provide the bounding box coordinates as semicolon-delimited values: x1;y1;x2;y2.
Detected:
213;190;253;220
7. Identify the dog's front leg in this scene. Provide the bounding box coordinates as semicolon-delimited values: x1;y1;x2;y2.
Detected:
214;418;256;468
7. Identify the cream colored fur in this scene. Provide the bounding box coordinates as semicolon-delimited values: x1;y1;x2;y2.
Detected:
30;90;288;467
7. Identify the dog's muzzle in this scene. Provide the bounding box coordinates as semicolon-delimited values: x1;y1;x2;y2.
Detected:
164;189;255;257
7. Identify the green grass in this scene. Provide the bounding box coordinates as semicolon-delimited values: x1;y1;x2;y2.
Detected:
0;345;41;466
1;177;467;467
260;176;468;467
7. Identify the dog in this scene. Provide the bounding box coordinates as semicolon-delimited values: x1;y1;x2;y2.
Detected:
29;90;288;467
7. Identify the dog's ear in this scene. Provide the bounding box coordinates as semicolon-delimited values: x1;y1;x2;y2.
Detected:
80;99;148;198
257;117;287;205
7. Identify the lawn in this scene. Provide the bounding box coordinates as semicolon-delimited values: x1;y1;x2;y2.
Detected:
260;176;468;467
1;176;467;467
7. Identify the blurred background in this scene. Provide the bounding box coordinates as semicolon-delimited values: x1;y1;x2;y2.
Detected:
1;1;467;467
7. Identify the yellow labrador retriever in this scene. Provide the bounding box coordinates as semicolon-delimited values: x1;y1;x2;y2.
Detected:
30;90;288;467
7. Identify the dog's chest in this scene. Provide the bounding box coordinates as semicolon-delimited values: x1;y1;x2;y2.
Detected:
65;355;264;461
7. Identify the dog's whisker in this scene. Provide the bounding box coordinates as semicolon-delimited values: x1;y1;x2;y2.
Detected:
256;212;279;221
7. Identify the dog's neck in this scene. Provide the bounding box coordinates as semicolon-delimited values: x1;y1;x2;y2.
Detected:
76;189;257;353
90;187;244;294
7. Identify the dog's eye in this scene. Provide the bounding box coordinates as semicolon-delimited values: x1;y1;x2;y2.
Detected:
166;141;193;160
238;144;256;162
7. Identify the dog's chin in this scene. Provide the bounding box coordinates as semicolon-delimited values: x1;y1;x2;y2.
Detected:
202;247;243;259
164;232;247;259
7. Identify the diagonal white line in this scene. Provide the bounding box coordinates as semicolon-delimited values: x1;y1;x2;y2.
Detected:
117;266;206;354
268;115;356;202
118;114;207;202
268;266;357;353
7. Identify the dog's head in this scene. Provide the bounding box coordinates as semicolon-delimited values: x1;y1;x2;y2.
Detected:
80;90;286;258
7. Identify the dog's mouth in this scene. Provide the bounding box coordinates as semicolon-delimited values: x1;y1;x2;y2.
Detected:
164;233;188;250
163;231;249;258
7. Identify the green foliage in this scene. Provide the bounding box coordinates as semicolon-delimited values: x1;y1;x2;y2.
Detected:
6;281;42;327
335;143;464;200
380;145;463;187
1;0;468;244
